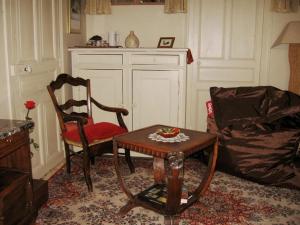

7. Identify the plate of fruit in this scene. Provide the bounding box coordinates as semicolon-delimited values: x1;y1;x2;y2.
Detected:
156;127;181;138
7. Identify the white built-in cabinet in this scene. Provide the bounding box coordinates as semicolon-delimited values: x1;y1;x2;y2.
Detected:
70;48;188;131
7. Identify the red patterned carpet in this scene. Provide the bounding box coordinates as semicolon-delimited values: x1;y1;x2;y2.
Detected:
35;157;300;225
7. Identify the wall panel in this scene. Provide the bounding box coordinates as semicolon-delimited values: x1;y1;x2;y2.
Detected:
199;0;225;59
230;0;257;59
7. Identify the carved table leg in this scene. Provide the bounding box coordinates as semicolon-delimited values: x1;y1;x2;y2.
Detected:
164;215;180;225
166;153;183;215
153;157;165;183
113;140;136;215
194;139;218;198
118;200;136;216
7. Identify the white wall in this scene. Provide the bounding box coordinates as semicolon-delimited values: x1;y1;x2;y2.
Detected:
0;0;11;119
86;5;187;48
61;0;86;74
261;7;300;90
60;0;86;101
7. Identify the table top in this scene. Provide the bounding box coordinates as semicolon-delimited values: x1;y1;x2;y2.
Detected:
0;119;33;140
114;124;217;158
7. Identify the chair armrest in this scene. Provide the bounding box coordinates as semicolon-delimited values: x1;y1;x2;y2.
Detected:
91;97;128;116
91;97;128;130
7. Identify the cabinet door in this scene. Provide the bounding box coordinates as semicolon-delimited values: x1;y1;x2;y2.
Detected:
132;70;179;130
6;0;63;178
77;69;123;124
187;0;264;130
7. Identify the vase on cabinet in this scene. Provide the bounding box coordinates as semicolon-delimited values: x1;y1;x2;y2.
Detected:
125;31;139;48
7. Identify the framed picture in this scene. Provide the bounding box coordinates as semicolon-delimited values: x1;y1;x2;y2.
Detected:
68;0;81;33
157;37;175;48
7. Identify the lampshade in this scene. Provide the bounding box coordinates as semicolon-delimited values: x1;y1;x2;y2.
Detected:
272;21;300;47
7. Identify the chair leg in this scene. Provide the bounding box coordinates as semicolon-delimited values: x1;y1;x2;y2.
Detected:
125;148;135;173
83;150;93;192
64;143;71;174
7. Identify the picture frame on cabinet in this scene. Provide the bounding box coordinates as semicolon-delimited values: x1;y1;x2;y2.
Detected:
68;0;81;33
157;37;175;48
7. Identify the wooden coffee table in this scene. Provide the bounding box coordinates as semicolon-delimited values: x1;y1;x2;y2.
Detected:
113;124;218;224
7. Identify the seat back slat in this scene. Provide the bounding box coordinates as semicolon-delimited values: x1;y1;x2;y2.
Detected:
47;73;92;132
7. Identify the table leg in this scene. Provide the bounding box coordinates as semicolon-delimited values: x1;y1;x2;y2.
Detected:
153;157;165;183
166;167;183;215
164;215;180;225
113;140;135;215
194;138;218;198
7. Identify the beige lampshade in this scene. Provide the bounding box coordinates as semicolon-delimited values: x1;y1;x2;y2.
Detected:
272;21;300;47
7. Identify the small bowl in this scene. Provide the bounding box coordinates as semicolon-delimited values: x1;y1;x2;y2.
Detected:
157;127;180;138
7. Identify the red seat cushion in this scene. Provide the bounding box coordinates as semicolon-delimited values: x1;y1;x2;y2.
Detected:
63;122;127;144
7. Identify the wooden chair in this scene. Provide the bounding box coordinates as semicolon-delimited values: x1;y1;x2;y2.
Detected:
47;73;134;192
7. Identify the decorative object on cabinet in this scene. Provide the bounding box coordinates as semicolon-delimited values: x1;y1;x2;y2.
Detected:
47;74;135;192
125;31;140;48
85;0;112;15
88;35;103;46
68;0;81;33
271;0;299;13
69;48;188;133
272;21;300;95
164;0;187;13
111;0;164;5
157;37;175;48
0;119;49;225
108;31;118;47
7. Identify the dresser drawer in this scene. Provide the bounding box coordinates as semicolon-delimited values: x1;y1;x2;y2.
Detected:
0;131;27;157
131;54;180;65
0;169;31;225
76;54;123;66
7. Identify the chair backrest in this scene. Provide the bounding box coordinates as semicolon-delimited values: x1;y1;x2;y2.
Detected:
47;73;92;132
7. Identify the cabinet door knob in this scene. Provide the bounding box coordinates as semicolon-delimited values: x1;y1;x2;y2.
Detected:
24;65;32;72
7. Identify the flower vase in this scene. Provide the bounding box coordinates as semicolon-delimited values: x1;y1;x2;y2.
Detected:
125;31;139;48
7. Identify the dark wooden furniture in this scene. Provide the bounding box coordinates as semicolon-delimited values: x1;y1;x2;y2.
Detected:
113;124;218;224
47;73;134;192
0;119;44;225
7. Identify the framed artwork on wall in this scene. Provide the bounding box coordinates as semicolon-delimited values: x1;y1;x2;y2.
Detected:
68;0;81;33
157;37;175;48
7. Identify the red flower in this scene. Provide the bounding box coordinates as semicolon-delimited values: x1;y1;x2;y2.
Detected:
25;100;36;110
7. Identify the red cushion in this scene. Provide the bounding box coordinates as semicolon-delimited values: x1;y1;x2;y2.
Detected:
63;122;127;144
64;117;94;132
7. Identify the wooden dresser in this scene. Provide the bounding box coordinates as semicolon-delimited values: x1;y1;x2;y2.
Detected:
0;119;48;225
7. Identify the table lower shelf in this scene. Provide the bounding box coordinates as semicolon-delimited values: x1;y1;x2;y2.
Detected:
135;183;195;215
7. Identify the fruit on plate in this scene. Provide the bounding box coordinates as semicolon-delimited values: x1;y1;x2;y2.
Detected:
156;127;180;138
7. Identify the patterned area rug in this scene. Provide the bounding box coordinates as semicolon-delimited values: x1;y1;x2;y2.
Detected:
35;157;300;225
